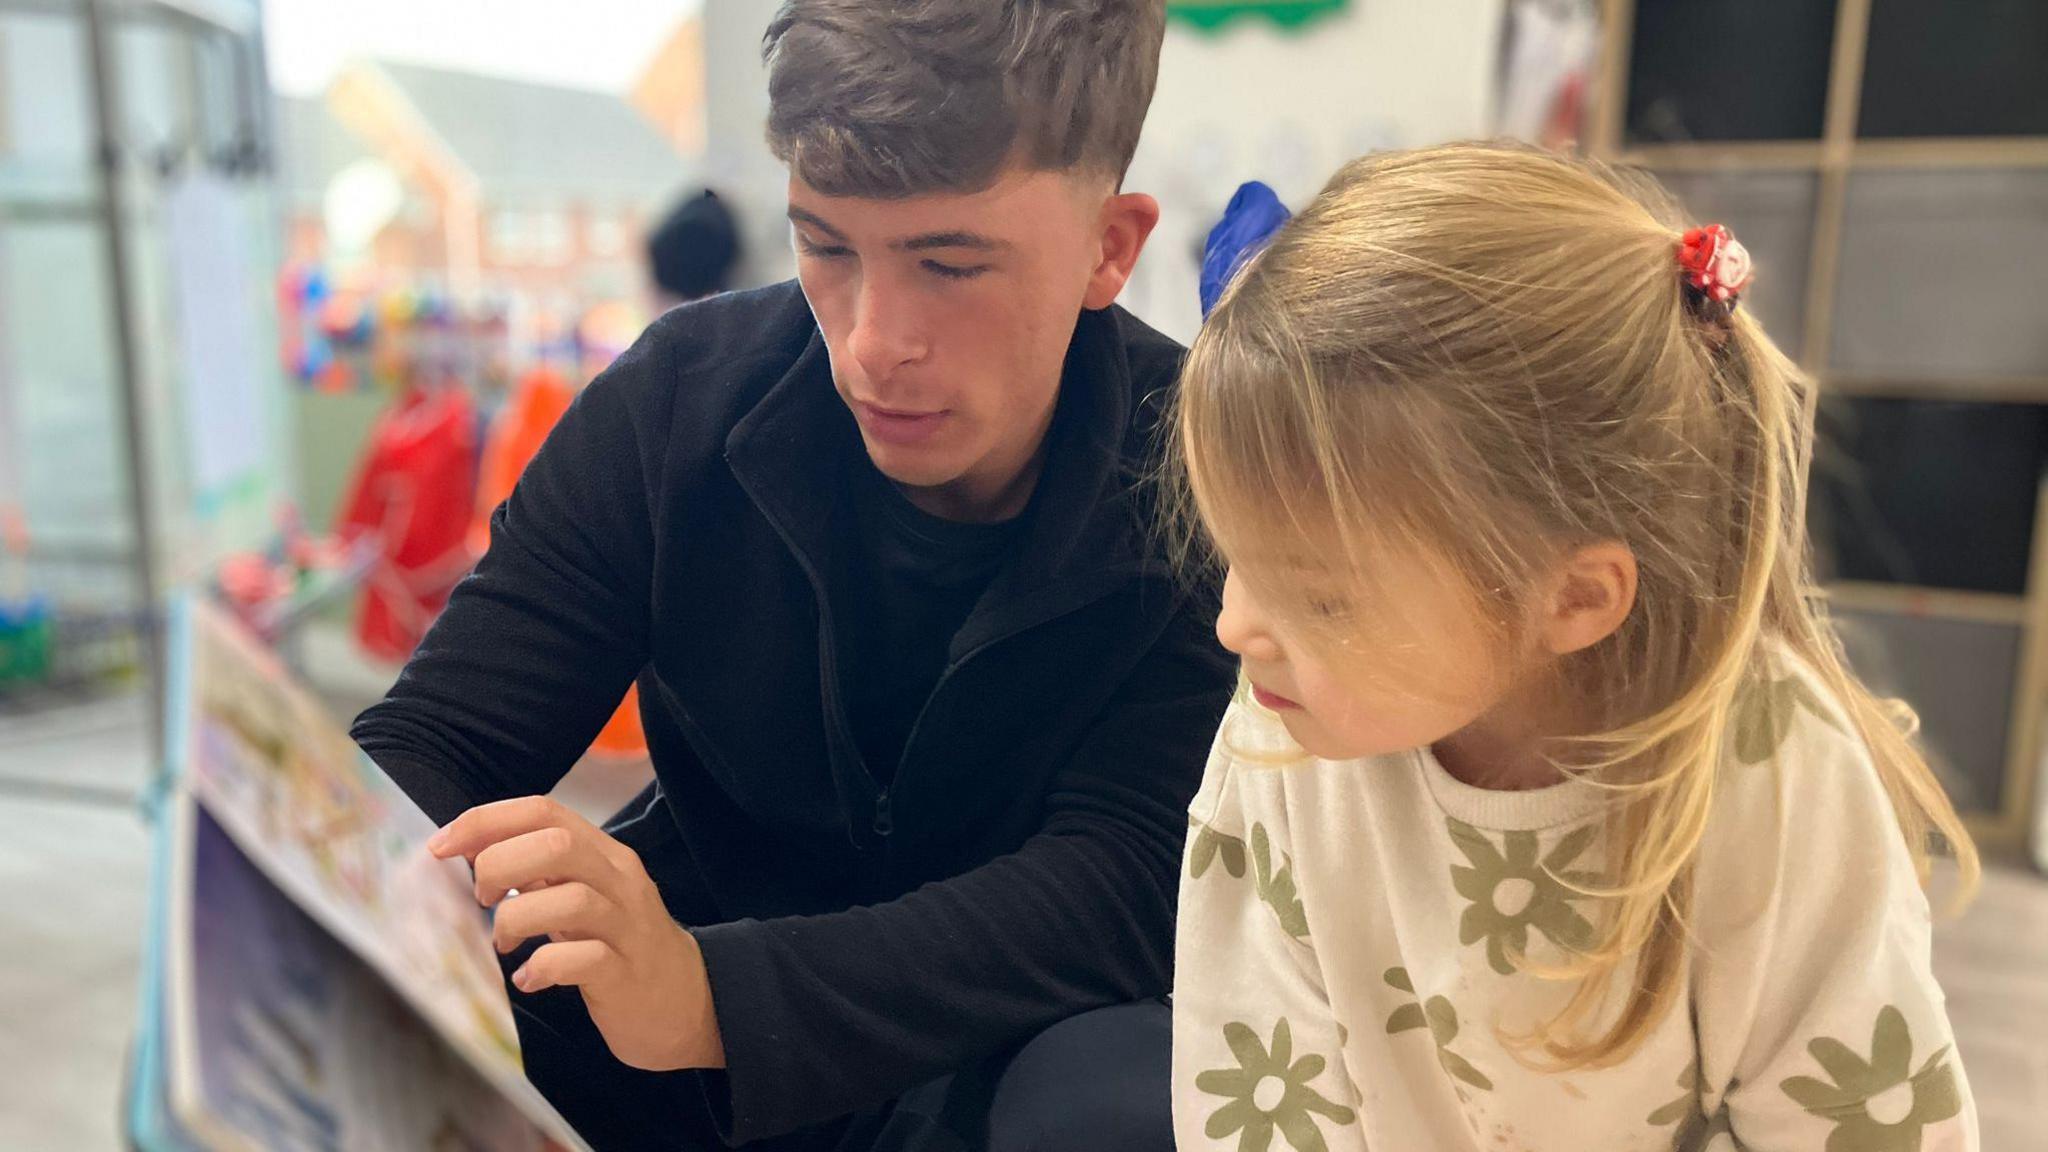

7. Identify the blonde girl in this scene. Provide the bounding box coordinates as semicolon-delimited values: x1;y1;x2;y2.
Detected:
1168;142;1979;1152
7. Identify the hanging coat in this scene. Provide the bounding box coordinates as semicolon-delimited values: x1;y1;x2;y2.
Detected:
337;385;480;662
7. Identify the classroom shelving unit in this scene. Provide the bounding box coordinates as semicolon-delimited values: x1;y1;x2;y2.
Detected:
1591;0;2048;856
0;0;287;790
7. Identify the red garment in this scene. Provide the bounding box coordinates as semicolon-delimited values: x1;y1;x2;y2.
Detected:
337;386;480;661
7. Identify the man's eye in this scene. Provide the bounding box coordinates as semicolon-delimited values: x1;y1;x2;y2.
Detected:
923;260;990;281
797;238;851;259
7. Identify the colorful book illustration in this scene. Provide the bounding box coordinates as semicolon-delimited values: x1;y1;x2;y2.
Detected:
130;600;590;1151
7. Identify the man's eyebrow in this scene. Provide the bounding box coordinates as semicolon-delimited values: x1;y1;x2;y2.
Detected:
787;206;847;241
787;209;1010;255
897;231;1010;254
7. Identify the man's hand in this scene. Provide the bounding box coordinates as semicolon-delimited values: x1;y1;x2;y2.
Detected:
428;797;726;1072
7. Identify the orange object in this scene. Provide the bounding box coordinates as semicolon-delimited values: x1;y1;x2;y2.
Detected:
589;683;647;759
469;366;575;556
474;366;647;760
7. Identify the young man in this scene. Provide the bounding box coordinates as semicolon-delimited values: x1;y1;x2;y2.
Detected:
352;1;1232;1148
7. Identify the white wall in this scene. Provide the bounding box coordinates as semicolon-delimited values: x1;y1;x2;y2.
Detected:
1127;0;1503;342
700;0;790;290
700;0;1503;342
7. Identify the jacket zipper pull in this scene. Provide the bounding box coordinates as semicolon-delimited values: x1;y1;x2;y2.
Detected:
872;789;894;839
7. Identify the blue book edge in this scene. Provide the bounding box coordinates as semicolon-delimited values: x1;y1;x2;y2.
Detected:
127;597;197;1150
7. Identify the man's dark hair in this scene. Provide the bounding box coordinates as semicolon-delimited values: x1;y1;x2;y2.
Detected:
763;0;1167;198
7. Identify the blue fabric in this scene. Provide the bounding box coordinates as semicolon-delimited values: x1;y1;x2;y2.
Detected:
1199;181;1291;317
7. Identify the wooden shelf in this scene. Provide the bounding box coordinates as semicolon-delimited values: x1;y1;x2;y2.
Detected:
1599;0;2048;860
1963;808;2031;855
1614;137;2048;175
1616;141;1825;172
1820;375;2048;405
1852;137;2048;171
1825;582;2031;626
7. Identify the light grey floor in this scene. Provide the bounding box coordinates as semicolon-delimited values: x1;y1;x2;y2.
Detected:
0;791;151;1151
2;692;2042;1149
1933;863;2048;1150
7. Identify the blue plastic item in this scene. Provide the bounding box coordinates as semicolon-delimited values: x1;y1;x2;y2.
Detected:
1200;181;1292;317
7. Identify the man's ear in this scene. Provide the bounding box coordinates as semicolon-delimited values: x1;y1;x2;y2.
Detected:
1083;191;1161;311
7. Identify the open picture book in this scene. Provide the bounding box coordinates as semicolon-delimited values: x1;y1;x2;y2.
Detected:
128;599;591;1151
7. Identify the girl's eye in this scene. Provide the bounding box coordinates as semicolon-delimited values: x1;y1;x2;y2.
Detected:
923;260;990;281
1307;595;1353;620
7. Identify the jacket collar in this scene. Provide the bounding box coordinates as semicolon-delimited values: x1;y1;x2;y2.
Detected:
724;306;1161;649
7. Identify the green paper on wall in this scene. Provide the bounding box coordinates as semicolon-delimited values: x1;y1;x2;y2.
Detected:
1168;0;1348;33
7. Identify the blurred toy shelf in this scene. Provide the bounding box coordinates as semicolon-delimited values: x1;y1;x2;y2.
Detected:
0;0;286;779
1826;583;2031;629
1820;374;2048;406
1592;0;2048;857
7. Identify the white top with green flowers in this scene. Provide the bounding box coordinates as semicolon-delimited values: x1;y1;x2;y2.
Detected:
1172;657;1977;1152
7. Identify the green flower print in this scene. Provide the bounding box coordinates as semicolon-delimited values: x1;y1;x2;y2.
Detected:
1382;967;1494;1092
1446;819;1598;975
1779;1006;1961;1152
1732;673;1842;765
1677;1105;1746;1152
1650;1059;1700;1127
1190;819;1309;940
1655;1061;1752;1151
1191;818;1249;881
1251;823;1312;940
1195;1018;1357;1152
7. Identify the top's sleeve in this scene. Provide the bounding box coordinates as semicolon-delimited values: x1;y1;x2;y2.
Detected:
350;321;677;824
1171;702;1367;1152
1692;678;1978;1151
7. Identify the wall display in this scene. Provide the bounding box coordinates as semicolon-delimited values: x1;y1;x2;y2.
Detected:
1168;0;1349;34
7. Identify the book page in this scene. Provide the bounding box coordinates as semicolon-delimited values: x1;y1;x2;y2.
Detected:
172;601;587;1150
167;795;562;1152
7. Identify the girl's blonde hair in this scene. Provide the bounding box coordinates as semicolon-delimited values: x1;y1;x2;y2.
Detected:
1168;141;1979;1067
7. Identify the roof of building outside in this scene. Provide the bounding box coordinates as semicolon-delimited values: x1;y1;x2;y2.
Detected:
371;61;691;211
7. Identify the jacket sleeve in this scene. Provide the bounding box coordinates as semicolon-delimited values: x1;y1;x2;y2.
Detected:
350;322;675;824
689;597;1235;1143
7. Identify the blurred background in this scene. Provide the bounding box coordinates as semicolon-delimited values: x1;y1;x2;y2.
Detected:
0;0;2043;1146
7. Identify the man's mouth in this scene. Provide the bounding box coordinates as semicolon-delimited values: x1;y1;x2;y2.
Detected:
853;401;949;446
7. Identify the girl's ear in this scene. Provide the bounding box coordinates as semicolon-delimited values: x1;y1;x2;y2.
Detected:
1539;542;1638;656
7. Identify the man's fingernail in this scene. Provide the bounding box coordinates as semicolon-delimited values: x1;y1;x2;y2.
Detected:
511;965;532;991
427;829;449;853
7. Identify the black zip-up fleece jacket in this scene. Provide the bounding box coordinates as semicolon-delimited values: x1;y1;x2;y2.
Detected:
353;280;1233;1145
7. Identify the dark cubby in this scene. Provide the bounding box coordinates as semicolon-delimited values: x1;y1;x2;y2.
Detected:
1812;397;2048;595
1625;0;1839;143
1859;0;2048;139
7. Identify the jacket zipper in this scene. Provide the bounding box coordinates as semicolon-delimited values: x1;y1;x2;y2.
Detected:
871;789;893;838
891;567;1162;806
732;469;888;852
739;460;1174;855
